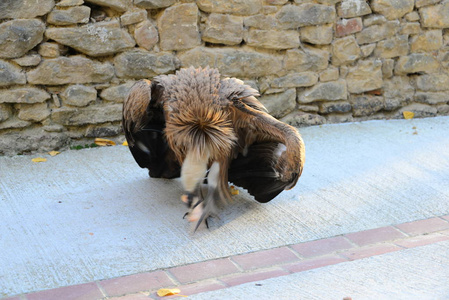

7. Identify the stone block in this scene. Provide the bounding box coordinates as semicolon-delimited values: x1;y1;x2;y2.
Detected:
259;89;296;118
56;0;84;7
281;111;326;126
300;24;333;45
0;60;26;87
331;36;361;66
363;14;387;27
179;47;283;77
349;95;384;116
0;19;45;59
270;72;318;88
158;3;201;51
47;6;91;25
244;14;278;29
415;74;449;92
100;82;135;102
197;0;263;15
0;0;54;19
356;21;400;44
276;3;336;28
45;20;135;57
335;18;363;37
416;0;441;8
134;21;159;50
120;8;147;26
374;35;409;59
203;14;244;45
298;79;348;103
371;0;414;20
38;43;64;58
0;118;31;130
320;67;339;82
398;104;437;118
12;54;41;67
410;30;443;53
0;88;50;104
319;101;352;113
361;44;376;57
0;104;12;122
285;46;329;72
420;2;449;28
337;0;372;18
400;23;422;35
405;11;420;21
247;29;299;49
114;50;178;79
134;0;176;9
17;103;50;122
346;60;383;94
394;54;440;75
382;59;395;78
61;85;97;107
84;0;129;12
27;56;114;85
51;104;122;126
415;92;449;105
383;76;414;102
326;113;354;123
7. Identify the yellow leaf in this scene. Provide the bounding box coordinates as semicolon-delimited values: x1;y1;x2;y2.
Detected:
32;157;47;163
122;140;128;146
94;138;116;146
48;151;60;157
157;288;181;297
230;185;239;195
403;111;414;120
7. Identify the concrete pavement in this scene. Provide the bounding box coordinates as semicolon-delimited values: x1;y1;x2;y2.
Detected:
1;116;449;299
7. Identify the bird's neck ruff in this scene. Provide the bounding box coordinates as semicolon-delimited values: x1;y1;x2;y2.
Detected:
165;103;237;163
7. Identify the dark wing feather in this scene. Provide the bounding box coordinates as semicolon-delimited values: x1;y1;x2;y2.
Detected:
221;78;305;203
122;79;180;179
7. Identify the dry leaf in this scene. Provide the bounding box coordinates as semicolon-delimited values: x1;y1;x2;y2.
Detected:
403;111;414;119
48;151;60;157
94;138;116;146
157;288;181;297
122;141;128;146
32;157;47;163
230;185;239;195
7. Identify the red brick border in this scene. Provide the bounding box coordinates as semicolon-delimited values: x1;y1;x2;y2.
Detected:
6;215;449;300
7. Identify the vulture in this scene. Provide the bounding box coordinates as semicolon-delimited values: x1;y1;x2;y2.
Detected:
123;66;305;230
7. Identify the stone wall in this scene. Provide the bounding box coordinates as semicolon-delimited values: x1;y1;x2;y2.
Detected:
1;0;448;155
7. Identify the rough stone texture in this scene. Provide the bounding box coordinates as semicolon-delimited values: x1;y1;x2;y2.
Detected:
158;4;201;51
0;20;45;59
100;82;135;103
47;6;91;25
0;88;50;104
0;60;26;87
410;30;443;53
397;103;437;118
419;2;449;28
1;0;449;154
0;0;55;19
197;0;263;15
337;0;372;18
60;85;98;107
259;89;296;118
285;46;329;72
371;0;414;20
247;29;300;49
346;60;383;94
298;80;348;103
300;24;333;44
395;54;440;75
114;51;178;79
374;35;409;58
179;47;283;77
332;36;362;66
27;56;114;85
134;0;176;9
17;103;50;122
203;14;244;45
276;4;336;28
84;0;130;12
45;21;135;57
134;21;159;51
336;18;363;38
350;95;384;116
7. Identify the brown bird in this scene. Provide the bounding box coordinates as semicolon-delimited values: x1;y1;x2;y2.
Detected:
123;66;305;230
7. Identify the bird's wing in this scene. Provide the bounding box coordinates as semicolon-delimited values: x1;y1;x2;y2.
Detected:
220;78;305;203
122;79;180;179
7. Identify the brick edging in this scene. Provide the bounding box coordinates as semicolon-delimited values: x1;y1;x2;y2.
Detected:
7;215;449;300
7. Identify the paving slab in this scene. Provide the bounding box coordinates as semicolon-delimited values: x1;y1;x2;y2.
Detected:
188;240;449;300
1;116;449;298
